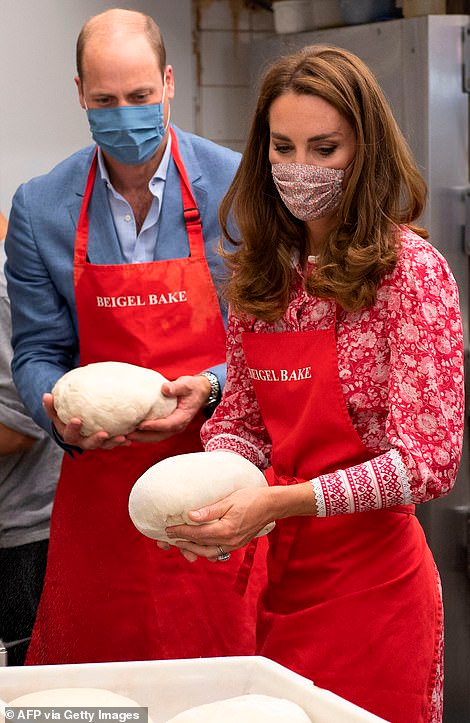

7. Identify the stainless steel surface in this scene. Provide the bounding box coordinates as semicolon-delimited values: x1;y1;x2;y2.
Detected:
251;16;470;721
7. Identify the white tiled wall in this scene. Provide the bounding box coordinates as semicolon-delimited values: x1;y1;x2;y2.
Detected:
193;0;275;151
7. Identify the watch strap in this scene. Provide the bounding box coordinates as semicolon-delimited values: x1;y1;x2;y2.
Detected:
198;370;221;415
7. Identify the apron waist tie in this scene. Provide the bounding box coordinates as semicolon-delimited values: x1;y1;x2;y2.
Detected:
234;537;259;596
234;460;417;594
268;517;299;584
268;470;304;583
235;470;301;593
267;501;416;584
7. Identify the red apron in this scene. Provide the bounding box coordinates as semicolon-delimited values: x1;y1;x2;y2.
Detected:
26;130;266;665
241;314;442;723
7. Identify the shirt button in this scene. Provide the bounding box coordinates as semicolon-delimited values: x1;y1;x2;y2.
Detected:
124;214;132;222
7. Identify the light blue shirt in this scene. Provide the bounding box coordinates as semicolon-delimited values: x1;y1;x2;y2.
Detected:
97;136;172;263
95;135;224;393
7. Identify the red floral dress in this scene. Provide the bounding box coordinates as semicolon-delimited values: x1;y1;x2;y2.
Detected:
202;228;465;723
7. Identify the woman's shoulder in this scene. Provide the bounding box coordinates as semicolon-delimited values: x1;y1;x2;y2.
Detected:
376;226;460;320
390;226;457;290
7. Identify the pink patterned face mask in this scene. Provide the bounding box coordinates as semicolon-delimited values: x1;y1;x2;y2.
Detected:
271;162;346;221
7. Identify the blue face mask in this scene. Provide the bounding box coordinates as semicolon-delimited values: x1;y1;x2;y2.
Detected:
86;85;169;165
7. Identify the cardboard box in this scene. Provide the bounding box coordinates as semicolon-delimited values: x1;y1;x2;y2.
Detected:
401;0;446;16
0;655;388;722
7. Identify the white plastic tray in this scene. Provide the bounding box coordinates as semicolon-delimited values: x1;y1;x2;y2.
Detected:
0;655;388;722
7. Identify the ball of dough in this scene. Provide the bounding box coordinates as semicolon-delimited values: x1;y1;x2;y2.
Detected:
128;450;275;543
165;693;311;722
52;361;177;436
8;687;143;707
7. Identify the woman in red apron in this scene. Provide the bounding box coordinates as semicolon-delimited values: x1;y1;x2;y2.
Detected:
26;129;266;665
164;47;464;723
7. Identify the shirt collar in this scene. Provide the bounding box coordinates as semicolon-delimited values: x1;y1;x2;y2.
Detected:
96;133;172;193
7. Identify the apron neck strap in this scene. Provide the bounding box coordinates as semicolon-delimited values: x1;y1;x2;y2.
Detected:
170;128;205;256
74;149;98;268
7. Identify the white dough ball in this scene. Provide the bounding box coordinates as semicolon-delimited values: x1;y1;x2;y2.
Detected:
8;687;143;707
52;361;177;436
165;693;311;722
129;450;275;543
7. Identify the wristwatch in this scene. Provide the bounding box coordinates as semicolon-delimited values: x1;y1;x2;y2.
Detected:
199;370;221;416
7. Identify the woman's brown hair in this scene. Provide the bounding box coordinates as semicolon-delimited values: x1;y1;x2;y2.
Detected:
219;44;428;320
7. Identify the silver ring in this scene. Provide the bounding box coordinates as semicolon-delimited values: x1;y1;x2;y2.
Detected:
216;545;231;562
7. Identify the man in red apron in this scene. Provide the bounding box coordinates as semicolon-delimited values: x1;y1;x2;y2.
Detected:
5;8;265;664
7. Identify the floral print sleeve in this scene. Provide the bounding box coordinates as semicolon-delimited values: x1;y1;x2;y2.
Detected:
202;229;465;517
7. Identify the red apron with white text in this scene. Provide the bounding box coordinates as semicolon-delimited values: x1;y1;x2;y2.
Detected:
241;319;442;723
26;130;266;665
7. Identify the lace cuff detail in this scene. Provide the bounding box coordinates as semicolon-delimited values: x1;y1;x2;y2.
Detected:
310;479;326;517
204;434;269;469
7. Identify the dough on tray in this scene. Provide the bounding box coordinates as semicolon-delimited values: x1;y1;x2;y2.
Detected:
164;693;311;722
8;687;144;706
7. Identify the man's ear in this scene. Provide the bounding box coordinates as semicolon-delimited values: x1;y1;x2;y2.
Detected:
75;75;87;109
164;65;175;101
